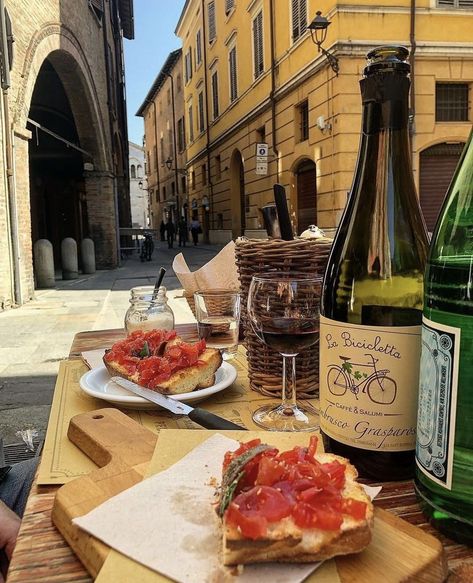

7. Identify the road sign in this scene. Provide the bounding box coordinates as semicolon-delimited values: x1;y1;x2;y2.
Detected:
255;142;269;175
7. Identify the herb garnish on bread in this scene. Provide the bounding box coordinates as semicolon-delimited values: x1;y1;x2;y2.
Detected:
103;329;222;395
217;436;373;565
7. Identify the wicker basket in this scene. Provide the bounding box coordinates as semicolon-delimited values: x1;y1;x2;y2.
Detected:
235;237;332;399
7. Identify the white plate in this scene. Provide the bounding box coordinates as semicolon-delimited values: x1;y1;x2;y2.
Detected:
79;362;237;410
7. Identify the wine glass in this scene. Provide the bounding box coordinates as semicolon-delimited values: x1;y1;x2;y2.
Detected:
247;273;322;431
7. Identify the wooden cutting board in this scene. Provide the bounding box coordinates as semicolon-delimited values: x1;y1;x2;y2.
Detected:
52;408;448;582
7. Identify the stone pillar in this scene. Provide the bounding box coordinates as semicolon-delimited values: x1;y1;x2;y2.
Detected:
61;238;78;279
83;171;118;268
33;239;55;288
81;238;96;274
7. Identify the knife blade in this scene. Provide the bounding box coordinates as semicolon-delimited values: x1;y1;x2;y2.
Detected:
111;377;246;431
273;183;294;240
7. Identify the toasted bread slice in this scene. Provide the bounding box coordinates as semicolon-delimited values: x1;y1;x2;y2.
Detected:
222;452;373;565
104;338;223;395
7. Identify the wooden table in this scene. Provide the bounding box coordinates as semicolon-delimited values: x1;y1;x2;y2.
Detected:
7;325;473;582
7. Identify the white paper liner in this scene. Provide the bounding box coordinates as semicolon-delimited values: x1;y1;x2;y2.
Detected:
172;241;240;297
74;434;380;583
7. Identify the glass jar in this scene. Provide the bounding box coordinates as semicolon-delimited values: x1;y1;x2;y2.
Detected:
124;285;175;334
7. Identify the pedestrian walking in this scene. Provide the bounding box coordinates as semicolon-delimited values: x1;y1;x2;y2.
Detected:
190;217;201;246
166;218;176;249
160;220;166;242
178;218;187;247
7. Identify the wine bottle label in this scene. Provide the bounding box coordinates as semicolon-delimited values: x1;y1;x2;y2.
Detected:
416;317;460;490
319;315;421;452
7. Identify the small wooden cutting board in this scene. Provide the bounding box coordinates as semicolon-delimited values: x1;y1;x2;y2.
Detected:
52;408;448;582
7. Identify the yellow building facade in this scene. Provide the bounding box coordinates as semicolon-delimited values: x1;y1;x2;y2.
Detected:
175;0;473;242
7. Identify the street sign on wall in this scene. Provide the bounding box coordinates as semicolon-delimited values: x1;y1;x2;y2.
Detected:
255;142;269;175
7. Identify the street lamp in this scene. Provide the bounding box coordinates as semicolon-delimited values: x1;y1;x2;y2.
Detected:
308;11;340;76
165;157;188;175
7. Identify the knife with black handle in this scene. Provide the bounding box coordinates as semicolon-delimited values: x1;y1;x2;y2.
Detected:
111;376;247;431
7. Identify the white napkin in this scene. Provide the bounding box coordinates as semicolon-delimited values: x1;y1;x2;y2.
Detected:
172;241;240;296
74;434;322;582
81;349;106;370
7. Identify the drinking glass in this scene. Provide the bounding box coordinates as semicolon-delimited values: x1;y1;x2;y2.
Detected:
194;289;241;360
247;273;322;431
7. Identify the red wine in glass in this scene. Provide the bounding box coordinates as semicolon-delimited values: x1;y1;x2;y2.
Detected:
261;318;319;354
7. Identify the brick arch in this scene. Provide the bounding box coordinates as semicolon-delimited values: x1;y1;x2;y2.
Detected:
14;23;108;170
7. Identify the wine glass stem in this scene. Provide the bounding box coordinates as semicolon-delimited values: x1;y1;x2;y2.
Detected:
282;354;298;411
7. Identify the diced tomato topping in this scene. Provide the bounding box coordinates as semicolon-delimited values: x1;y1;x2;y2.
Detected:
105;330;207;388
342;498;367;520
255;456;287;486
222;437;354;538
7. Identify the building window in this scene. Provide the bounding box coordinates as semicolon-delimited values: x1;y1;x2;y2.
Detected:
177;117;186;152
163;186;167;200
217;213;224;229
297;100;309;141
181;176;187;194
208;1;216;43
211;71;219;119
252;10;264;79
185;48;193;83
229;46;238;102
130;164;136;179
198;91;205;133
215;154;221;180
196;29;202;66
172;181;176;195
225;0;235;15
437;0;473;7
137;164;143;178
153;145;158;169
188;104;194;142
168;128;173;158
436;83;469;121
256;125;266;143
191;170;196;190
176;74;182;92
160;137;165;163
292;0;307;42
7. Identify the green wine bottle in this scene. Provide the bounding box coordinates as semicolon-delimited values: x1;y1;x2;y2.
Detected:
319;46;429;480
415;130;473;544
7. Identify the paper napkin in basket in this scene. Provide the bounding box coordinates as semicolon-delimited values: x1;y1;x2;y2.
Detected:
172;241;240;296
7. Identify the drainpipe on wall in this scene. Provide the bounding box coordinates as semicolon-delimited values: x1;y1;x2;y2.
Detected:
269;0;279;174
167;72;180;219
152;99;160;219
102;5;121;265
1;0;22;306
409;0;416;164
201;0;213;240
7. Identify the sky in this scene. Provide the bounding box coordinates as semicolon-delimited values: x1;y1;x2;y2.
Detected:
124;0;187;146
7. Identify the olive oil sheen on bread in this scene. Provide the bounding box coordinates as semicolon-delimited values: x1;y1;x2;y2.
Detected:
319;47;429;480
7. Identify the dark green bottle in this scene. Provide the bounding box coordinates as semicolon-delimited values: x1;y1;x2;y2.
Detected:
319;46;429;480
415;130;473;544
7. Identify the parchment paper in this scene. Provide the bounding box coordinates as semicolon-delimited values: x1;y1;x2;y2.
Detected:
172;241;240;296
74;433;322;583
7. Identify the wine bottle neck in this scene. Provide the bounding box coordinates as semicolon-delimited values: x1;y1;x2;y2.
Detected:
361;74;410;132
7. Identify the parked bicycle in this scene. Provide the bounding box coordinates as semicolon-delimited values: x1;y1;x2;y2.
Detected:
140;232;154;262
326;353;397;405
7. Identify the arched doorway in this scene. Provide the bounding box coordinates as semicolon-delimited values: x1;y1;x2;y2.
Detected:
295;158;317;233
420;142;465;232
28;58;86;266
229;149;246;238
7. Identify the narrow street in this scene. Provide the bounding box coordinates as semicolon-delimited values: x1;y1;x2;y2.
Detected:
0;243;223;445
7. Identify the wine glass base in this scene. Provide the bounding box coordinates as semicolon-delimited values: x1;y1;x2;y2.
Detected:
252;403;319;432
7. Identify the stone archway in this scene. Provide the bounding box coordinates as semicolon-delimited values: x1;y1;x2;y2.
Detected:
294;158;317;233
13;24;116;291
229;149;246;238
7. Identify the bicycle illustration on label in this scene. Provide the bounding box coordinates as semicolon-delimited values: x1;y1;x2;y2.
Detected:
326;353;397;405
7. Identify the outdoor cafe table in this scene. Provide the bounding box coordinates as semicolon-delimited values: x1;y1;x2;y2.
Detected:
6;324;473;582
